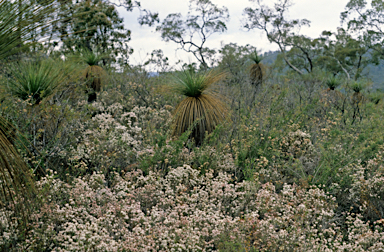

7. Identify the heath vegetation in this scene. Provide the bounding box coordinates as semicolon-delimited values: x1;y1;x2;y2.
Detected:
1;0;384;251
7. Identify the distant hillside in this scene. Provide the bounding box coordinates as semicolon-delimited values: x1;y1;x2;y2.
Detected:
364;62;384;90
261;50;384;90
262;50;279;66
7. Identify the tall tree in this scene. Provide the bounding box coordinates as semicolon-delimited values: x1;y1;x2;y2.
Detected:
218;43;255;86
48;0;132;65
149;0;229;69
341;0;384;63
316;29;370;80
243;0;371;80
45;0;158;65
243;0;311;75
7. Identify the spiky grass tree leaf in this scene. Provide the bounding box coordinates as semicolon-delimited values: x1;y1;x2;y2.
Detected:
6;59;69;105
0;0;55;60
326;77;341;90
350;81;366;93
0;118;35;224
168;70;226;97
81;49;107;66
0;0;55;230
249;50;263;64
169;70;228;146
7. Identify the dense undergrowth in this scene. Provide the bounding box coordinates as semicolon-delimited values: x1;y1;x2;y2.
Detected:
1;60;384;251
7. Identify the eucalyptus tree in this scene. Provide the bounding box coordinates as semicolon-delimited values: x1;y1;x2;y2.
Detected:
73;0;130;55
218;43;255;86
144;49;174;73
243;0;372;80
341;0;384;62
149;0;230;69
243;0;312;75
316;29;371;80
45;0;158;66
46;0;132;65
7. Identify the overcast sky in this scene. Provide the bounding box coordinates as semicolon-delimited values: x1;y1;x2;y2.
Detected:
116;0;350;68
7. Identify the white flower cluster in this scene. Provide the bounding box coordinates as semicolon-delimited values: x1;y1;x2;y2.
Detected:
66;102;144;171
3;165;383;251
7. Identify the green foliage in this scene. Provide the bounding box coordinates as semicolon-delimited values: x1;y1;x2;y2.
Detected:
52;0;132;65
243;0;311;75
368;91;383;104
0;0;57;229
0;118;36;222
79;49;105;66
5;59;69;105
218;43;255;90
249;49;263;64
169;69;221;97
3;0;384;249
326;76;341;90
0;0;55;60
350;80;366;93
70;49;107;101
342;0;384;61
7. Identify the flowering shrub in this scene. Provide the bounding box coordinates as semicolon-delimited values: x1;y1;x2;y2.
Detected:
66;101;143;173
1;165;383;251
331;146;384;222
2;62;384;252
279;129;315;159
243;128;321;188
54;94;173;178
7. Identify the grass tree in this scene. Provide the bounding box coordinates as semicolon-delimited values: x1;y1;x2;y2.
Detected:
0;119;35;222
249;50;264;87
326;76;341;91
0;0;55;227
349;80;367;124
320;76;345;111
6;59;69;105
78;49;106;102
169;69;228;146
350;80;366;105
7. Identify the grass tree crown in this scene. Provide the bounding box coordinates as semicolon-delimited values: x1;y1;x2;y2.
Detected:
169;69;226;97
326;76;341;90
350;80;366;93
71;49;107;102
249;49;263;64
6;59;69;105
